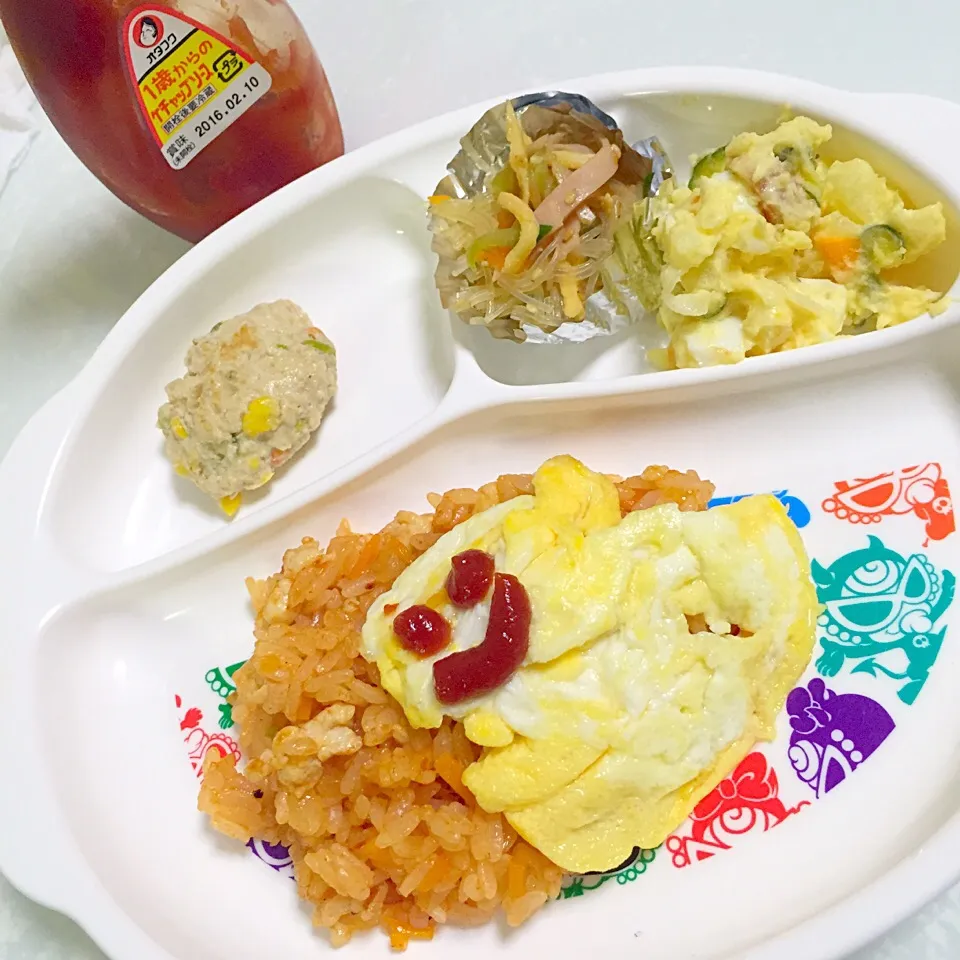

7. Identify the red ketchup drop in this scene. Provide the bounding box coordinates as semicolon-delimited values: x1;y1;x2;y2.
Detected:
433;573;531;704
445;549;495;608
393;605;451;657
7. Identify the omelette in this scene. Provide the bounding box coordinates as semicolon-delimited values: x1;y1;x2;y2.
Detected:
361;456;818;873
641;116;948;368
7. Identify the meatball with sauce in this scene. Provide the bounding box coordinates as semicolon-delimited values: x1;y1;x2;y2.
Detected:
158;300;337;515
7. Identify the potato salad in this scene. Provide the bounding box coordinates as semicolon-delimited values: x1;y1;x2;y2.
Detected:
643;116;948;368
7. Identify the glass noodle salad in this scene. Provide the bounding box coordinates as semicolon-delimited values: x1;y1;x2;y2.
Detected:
428;100;658;341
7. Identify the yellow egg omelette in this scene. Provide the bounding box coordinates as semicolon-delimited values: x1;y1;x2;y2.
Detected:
360;456;818;873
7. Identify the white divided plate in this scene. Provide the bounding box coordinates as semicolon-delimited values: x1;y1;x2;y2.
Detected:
3;67;960;960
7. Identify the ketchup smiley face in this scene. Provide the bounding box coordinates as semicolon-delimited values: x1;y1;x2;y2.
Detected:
433;573;531;705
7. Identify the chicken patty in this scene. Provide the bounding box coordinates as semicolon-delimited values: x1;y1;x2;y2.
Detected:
158;300;337;514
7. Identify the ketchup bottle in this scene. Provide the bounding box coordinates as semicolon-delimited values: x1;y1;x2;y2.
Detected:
0;0;344;241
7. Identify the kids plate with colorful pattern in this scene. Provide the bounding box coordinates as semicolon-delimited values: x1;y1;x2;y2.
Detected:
2;67;960;960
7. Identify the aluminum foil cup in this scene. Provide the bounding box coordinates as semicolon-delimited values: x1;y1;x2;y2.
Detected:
432;91;672;345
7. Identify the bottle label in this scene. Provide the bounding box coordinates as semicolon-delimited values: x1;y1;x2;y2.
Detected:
123;6;272;170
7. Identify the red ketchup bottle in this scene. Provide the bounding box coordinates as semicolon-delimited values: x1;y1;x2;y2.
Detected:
0;0;344;241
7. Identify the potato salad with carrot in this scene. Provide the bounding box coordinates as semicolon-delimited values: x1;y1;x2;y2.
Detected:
644;116;948;368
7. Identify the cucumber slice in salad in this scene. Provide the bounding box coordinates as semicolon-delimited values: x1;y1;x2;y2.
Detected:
688;146;727;187
860;224;906;270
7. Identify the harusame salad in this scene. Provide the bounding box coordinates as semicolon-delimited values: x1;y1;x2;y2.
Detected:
429;101;654;341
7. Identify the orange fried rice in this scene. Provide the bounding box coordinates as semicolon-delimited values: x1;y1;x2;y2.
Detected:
199;465;715;948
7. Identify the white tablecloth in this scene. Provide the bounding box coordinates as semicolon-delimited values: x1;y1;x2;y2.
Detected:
3;1;960;956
